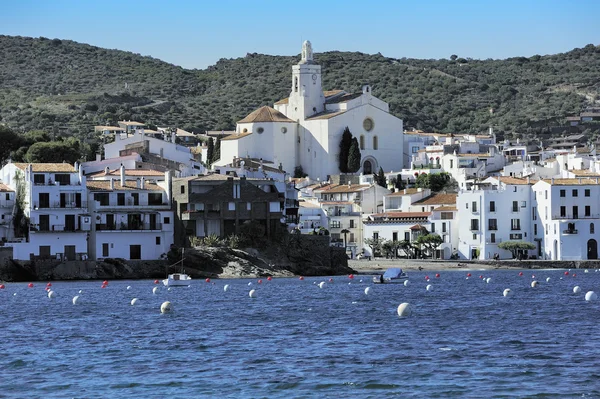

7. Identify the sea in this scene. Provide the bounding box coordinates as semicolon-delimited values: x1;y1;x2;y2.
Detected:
1;269;600;398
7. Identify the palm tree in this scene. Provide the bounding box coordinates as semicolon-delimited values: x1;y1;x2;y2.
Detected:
341;229;350;250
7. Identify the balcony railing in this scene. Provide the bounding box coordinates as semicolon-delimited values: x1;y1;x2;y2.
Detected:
553;214;600;219
30;224;81;232
563;229;578;235
96;222;162;231
0;200;15;208
33;201;88;209
96;201;169;208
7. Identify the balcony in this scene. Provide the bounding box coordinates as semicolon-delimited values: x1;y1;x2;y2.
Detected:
486;238;503;244
0;200;15;208
30;224;81;233
96;222;162;231
553;214;600;220
33;201;88;210
563;229;578;235
96;200;169;209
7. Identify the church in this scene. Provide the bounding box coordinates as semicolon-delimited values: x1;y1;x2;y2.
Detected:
216;41;404;181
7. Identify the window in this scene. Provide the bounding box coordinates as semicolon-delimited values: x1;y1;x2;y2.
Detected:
349;219;355;228
155;237;161;245
591;223;595;234
488;219;497;230
392;232;398;242
534;224;538;235
164;217;170;224
560;206;566;218
466;202;469;209
450;160;454;168
470;219;479;231
573;189;578;197
473;233;477;240
573;206;579;219
510;233;523;240
545;190;548;200
330;220;341;229
363;118;374;131
55;174;70;185
560;189;566;197
490;233;496;243
257;127;264;134
472;202;477;212
490;201;496;212
585;206;591;217
521;201;526;208
180;185;185;194
148;193;163;205
511;219;521;230
34;174;45;184
532;207;537;220
431;223;435;233
373;136;378;150
512;201;518;212
373;232;379;240
281;127;287;133
360;135;365;150
441;212;453;220
585;189;591;197
94;193;109;206
117;193;125;206
442;222;447;233
411;146;419;153
102;243;109;257
404;232;410;241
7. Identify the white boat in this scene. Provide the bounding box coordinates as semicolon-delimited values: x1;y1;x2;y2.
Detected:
163;272;192;287
373;268;408;284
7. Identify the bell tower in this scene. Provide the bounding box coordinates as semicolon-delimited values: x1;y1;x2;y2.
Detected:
288;40;325;121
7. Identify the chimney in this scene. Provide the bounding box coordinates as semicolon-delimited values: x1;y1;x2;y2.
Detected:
120;165;125;186
165;170;172;202
527;176;531;184
136;178;141;189
172;131;176;143
551;177;554;185
109;178;114;190
74;161;79;172
96;153;101;162
578;177;582;184
104;166;110;175
403;189;407;194
141;177;145;189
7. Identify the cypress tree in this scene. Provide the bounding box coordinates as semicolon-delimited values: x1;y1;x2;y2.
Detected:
376;167;386;187
206;138;214;167
212;135;222;163
338;127;352;173
347;137;361;173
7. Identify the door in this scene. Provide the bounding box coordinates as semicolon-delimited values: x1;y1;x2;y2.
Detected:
130;245;141;260
39;246;51;258
38;193;50;208
39;215;50;232
64;245;76;261
106;214;115;230
588;239;598;260
149;214;157;230
65;214;76;231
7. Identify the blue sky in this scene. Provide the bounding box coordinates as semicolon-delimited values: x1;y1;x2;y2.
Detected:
3;0;599;69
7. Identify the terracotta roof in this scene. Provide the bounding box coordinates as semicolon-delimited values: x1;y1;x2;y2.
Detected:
410;224;428;231
86;181;163;191
317;184;370;194
325;92;363;104
539;178;600;186
299;201;321;209
412;193;457;205
222;132;253;141
88;169;165;178
274;98;289;105
95;126;125;132
569;171;600;177
305;110;346;120
386;188;421;197
433;205;457;211
274;90;345;106
13;163;75;173
497;176;535;185
184;174;272;183
456;153;491;158
119;121;145;126
238;106;294;123
0;183;14;192
371;211;431;219
404;131;451;137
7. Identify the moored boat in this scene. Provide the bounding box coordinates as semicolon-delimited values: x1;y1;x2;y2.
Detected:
373;267;408;284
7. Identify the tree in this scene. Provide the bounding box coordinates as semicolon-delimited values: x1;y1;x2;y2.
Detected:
347;137;361;173
293;165;308;178
374;167;386;187
382;240;402;258
395;173;406;190
415;172;451;192
416;234;443;259
340;228;350;250
212;135;222;163
364;236;387;258
498;241;536;259
338;127;352;173
0;125;23;165
24;141;81;164
206;137;214;167
399;240;417;259
450;54;458;61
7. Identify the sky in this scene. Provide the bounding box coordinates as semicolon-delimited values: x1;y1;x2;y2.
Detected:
3;0;599;70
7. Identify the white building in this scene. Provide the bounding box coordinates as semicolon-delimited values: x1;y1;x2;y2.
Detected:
533;178;600;260
87;167;174;260
457;176;535;260
0;162;90;261
216;40;404;181
0;183;15;243
363;211;431;258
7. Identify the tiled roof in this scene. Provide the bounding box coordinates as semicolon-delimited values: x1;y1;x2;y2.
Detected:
118;121;145;126
299;201;321;209
456;153;490;158
371;211;431;219
88;169;165;178
95;125;125;132
410;224;428;231
86;181;163;191
274;90;345;106
13;163;75;173
570;171;600;177
305;110;346;120
274;98;289;105
412;193;457;205
386;188;421;197
316;184;370;193
222;132;253;141
497;176;534;185
325;92;362;104
0;183;14;192
433;205;457;211
238;106;294;123
540;178;600;186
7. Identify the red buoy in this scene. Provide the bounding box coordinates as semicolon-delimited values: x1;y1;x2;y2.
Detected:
154;279;159;284
0;284;4;289
573;273;577;277
299;276;304;281
467;273;472;277
479;275;483;279
103;280;108;285
205;278;211;283
267;276;272;281
257;279;263;284
425;275;429;280
349;274;354;279
46;282;52;287
101;285;107;289
564;271;569;276
28;283;34;288
328;278;333;282
519;272;524;276
435;273;440;278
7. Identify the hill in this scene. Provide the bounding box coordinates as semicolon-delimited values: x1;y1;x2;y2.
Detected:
1;35;599;143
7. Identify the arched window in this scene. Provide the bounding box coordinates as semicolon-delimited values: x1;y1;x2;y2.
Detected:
429;157;434;164
360;135;365;150
436;157;440;165
591;223;595;234
363;160;372;174
373;136;378;150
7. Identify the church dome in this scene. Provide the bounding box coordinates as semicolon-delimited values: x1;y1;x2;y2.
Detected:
238;106;294;124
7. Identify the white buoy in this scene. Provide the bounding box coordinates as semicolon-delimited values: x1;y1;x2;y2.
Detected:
486;278;492;284
585;291;597;301
224;284;230;292
585;269;589;273
126;286;131;290
318;281;326;289
426;284;433;291
397;303;412;317
47;290;56;299
167;287;171;291
364;287;371;295
72;295;81;305
152;286;159;295
359;279;363;283
546;277;551;282
531;281;539;288
13;293;16;296
249;289;256;298
160;301;172;313
573;286;582;294
503;288;512;297
248;282;252;286
404;280;410;286
78;290;83;294
131;298;139;306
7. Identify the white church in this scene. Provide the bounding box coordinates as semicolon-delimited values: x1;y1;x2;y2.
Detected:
215;41;404;180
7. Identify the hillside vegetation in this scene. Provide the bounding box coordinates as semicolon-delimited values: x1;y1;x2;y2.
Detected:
1;35;599;144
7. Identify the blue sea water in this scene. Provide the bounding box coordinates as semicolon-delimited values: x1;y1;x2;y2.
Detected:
2;269;600;398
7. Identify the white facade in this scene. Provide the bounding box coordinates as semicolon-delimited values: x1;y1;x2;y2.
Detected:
0;183;16;243
218;41;404;181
